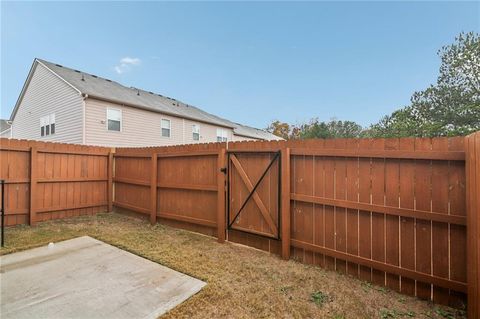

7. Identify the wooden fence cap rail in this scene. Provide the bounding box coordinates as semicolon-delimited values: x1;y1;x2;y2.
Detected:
290;148;465;161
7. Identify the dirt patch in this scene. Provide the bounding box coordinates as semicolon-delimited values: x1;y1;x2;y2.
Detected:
0;213;466;319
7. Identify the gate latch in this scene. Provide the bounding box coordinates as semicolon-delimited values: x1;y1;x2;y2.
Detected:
220;167;227;174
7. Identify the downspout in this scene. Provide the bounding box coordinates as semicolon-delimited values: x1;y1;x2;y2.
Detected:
82;94;88;144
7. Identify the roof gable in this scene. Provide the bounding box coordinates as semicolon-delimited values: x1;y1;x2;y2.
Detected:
10;60;81;121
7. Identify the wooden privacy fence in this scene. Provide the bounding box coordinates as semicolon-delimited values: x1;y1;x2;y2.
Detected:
286;137;467;307
0;138;113;225
1;134;479;317
113;135;479;316
113;142;226;238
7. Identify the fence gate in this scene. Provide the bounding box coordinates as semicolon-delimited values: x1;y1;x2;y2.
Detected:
227;151;281;239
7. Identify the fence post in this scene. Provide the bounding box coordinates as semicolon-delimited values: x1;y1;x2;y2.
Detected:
108;150;114;212
29;146;37;226
466;132;479;319
150;153;158;225
281;147;291;260
217;147;226;243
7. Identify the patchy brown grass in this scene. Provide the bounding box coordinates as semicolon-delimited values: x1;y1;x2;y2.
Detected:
1;213;466;319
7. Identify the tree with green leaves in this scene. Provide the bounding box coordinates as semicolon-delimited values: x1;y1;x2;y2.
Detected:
267;32;479;140
266;118;363;139
297;118;363;139
367;32;480;137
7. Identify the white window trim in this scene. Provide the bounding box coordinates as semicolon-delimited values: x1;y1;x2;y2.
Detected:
216;128;228;142
106;107;122;132
40;113;56;137
49;113;56;135
161;118;171;138
192;124;200;141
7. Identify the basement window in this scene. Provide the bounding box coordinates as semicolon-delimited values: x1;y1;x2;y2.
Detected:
161;119;171;137
192;124;200;141
107;108;122;131
216;128;228;142
40;113;55;136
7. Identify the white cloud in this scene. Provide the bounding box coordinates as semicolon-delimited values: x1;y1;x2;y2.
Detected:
120;57;141;65
114;57;141;74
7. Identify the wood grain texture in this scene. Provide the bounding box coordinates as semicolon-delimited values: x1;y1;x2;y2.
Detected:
3;135;469;308
217;149;226;243
0;138;110;225
466;132;480;318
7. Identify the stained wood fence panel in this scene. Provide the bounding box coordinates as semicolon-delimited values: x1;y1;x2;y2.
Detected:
466;132;480;319
0;138;111;225
113;142;224;237
289;137;468;307
3;134;476;314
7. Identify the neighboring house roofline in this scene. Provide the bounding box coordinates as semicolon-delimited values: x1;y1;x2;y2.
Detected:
10;59;37;121
0;119;12;136
10;59;82;121
12;59;237;130
233;132;262;139
10;58;282;141
0;128;11;135
83;94;235;130
37;60;82;95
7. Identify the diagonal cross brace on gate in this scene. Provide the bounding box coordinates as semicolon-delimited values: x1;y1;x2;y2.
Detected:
228;152;280;236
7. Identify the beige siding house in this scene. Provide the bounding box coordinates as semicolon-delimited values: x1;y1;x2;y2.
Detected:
9;59;281;147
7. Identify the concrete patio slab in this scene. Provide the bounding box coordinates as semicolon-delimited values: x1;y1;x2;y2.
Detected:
0;236;205;319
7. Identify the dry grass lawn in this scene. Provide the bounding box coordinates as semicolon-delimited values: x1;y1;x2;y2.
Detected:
0;213;466;319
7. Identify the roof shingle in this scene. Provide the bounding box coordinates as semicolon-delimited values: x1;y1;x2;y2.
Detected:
37;59;281;141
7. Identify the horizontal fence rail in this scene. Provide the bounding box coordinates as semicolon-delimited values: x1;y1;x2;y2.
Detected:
0;138;113;226
2;134;478;317
287;137;467;308
112;136;473;312
113;142;225;237
290;148;466;160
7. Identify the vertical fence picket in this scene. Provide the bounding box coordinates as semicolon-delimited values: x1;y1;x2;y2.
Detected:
150;153;158;225
358;138;372;281
371;138;386;286
29;146;37;225
466;132;479;319
399;138;416;296
449;137;467;307
346;139;359;278
414;138;434;300
385;138;400;292
431;138;450;304
281;147;291;260
108;151;114;212
217;148;226;243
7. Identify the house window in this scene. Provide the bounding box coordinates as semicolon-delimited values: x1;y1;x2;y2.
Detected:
161;119;171;137
192;124;200;141
40;114;55;136
216;128;228;142
107;108;122;131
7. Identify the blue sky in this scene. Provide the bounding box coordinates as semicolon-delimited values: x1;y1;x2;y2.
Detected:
1;1;478;129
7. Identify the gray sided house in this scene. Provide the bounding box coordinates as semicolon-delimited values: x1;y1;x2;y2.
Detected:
0;119;12;138
9;59;281;147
